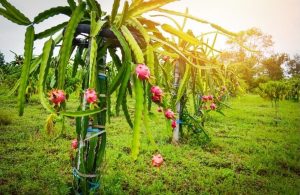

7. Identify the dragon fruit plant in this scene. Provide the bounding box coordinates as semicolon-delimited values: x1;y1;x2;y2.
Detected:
0;0;239;193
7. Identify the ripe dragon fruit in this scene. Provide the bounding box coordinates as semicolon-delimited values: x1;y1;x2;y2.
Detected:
208;95;213;101
171;120;177;128
210;103;217;110
151;86;163;97
152;95;162;103
201;95;209;102
151;86;163;103
152;154;164;167
135;64;150;80
48;89;66;105
165;109;175;119
162;56;170;61
71;139;78;150
85;88;97;104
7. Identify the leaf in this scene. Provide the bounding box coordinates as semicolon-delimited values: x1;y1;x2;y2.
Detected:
57;2;86;89
0;0;31;25
175;63;191;104
110;0;120;25
115;61;132;115
157;8;237;37
150;14;181;29
131;77;143;160
216;110;225;116
72;47;83;77
116;1;129;28
126;17;150;43
151;36;205;67
146;45;154;73
35;21;68;40
161;23;199;45
180;8;188;31
143;83;156;147
127;0;177;17
154;48;179;59
34;6;72;24
38;38;56;114
122;91;133;129
87;0;102;17
0;8;28;25
110;26;132;61
109;62;126;94
89;11;104;88
18;26;34;116
121;25;144;63
91;14;105;37
61;107;107;117
67;0;76;11
109;26;133;115
130;0;142;9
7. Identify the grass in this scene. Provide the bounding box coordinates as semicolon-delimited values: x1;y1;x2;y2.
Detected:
0;86;299;194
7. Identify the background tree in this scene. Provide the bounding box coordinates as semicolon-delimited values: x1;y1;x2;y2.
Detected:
220;28;274;90
287;54;300;77
0;51;5;66
261;53;288;80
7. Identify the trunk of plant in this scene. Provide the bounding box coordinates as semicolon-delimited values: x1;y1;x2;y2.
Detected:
73;45;107;194
172;61;182;144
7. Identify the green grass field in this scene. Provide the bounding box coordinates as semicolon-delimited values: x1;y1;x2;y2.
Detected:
0;87;299;194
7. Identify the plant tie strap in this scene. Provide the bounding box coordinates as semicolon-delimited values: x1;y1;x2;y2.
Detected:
72;168;101;190
99;94;106;97
98;73;107;80
88;180;100;190
72;167;98;178
176;119;183;124
85;127;106;141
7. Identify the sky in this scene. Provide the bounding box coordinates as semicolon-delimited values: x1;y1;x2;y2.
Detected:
0;0;300;61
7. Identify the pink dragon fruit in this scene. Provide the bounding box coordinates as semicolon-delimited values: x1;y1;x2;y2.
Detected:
151;86;163;97
171;120;176;128
208;95;213;101
152;95;162;103
162;56;170;61
151;86;163;103
135;64;150;80
210;103;217;110
165;109;175;119
152;154;164;167
48;89;66;105
71;139;78;150
85;88;97;104
201;95;209;102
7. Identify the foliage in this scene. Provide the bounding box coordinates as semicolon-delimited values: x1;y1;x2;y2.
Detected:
221;28;274;90
286;77;300;102
261;53;288;81
0;51;4;66
0;0;250;193
287;54;300;77
258;80;288;103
